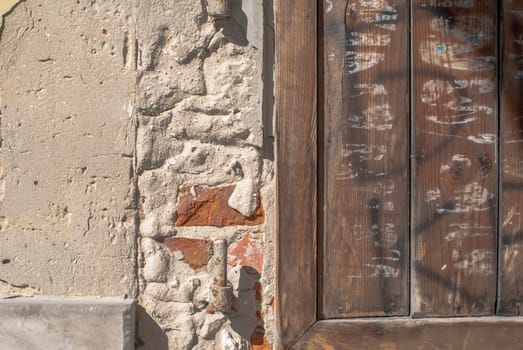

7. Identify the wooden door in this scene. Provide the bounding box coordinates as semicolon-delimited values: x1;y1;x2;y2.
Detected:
276;0;523;348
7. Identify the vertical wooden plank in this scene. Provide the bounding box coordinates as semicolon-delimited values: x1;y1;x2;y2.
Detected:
499;0;523;316
275;0;317;347
412;0;498;316
321;0;409;317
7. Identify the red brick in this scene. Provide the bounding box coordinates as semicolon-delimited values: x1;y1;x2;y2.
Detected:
175;185;264;227
250;334;272;350
163;237;211;270
228;234;264;273
253;282;263;302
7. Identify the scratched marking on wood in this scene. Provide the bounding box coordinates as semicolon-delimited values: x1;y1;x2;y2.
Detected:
412;0;497;316
321;0;409;317
499;0;523;316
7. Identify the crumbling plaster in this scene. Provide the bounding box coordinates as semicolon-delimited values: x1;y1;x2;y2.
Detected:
0;1;275;349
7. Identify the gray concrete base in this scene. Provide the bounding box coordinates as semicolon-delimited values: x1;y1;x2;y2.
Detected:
0;297;135;350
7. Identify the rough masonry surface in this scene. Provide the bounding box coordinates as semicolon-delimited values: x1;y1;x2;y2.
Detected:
0;0;274;349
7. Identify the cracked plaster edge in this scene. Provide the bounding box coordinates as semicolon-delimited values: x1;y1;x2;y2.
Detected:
0;0;23;32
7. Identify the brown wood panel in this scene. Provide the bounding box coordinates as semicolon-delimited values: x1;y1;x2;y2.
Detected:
275;0;317;347
499;0;523;316
321;0;409;317
411;1;498;316
294;318;523;349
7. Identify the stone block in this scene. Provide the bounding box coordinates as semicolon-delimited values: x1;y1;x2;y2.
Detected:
0;297;135;350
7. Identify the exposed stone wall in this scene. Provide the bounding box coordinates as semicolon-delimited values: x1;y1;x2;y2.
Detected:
134;1;274;348
0;1;274;349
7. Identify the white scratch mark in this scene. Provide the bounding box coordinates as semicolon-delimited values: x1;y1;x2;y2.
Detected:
354;180;396;195
421;129;461;139
366;263;399;278
371;249;401;262
421;79;495;106
436;182;493;214
420;40;495;71
466;133;496;144
351;84;388;96
425;188;441;202
383;201;394;211
426;114;477;125
445;223;491;241
452;249;494;276
346;51;385;74
420;0;475;8
347;1;398;25
452;154;472;166
341;144;387;161
348;32;391;46
348;103;394;130
325;0;333;13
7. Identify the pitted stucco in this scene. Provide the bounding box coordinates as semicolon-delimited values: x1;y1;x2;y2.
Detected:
0;0;137;297
0;1;274;349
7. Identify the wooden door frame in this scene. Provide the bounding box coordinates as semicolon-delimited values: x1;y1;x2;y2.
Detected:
274;0;318;348
274;1;523;349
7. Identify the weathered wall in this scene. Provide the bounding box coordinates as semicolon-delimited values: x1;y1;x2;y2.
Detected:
133;0;274;349
0;1;274;349
0;0;137;297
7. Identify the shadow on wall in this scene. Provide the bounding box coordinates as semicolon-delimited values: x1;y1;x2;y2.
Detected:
135;305;168;350
229;265;265;344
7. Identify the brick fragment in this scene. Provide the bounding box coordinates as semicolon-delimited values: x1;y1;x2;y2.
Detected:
228;234;264;273
163;237;211;270
253;282;263;302
176;185;264;227
250;334;272;350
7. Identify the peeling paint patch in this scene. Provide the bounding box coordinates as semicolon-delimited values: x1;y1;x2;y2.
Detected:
0;0;21;31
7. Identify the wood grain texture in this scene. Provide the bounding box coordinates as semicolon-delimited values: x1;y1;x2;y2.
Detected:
320;0;409;317
293;318;523;349
275;0;317;347
499;0;523;316
411;0;498;316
